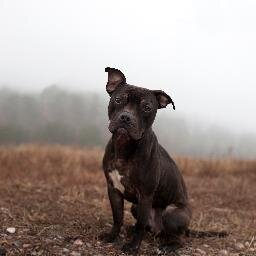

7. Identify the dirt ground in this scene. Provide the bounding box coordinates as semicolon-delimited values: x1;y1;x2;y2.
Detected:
0;145;255;256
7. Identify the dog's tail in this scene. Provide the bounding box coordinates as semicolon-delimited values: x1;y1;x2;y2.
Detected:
185;229;228;238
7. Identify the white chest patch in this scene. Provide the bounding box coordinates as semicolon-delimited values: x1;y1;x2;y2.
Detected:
109;169;125;193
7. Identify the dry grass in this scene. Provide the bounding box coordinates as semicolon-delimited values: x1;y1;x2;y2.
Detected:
0;145;255;256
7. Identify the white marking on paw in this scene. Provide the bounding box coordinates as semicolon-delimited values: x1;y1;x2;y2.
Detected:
109;169;124;193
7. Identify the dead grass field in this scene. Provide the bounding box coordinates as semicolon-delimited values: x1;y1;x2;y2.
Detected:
0;145;255;256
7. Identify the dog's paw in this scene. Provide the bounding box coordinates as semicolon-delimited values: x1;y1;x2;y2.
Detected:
99;232;118;243
121;242;139;255
158;241;181;253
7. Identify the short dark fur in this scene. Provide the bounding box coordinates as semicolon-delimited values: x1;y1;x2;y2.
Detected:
100;67;191;254
100;67;226;255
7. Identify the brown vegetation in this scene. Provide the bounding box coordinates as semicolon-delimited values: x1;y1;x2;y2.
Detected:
0;145;255;255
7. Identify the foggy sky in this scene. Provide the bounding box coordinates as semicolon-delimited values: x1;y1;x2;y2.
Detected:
0;0;255;134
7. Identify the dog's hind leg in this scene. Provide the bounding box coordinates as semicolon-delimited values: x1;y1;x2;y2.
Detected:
130;204;164;234
162;205;191;236
159;205;191;252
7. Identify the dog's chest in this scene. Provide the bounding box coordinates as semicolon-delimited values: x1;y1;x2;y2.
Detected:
109;169;125;193
109;167;135;195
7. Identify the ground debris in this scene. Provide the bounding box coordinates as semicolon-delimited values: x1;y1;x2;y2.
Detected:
234;242;244;250
195;248;206;255
0;145;255;256
219;249;228;255
73;239;84;246
70;251;81;256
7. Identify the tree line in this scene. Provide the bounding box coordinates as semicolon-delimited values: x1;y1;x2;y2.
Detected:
0;86;255;159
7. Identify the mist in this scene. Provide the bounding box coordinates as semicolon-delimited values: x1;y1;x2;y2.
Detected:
0;86;255;159
0;0;255;153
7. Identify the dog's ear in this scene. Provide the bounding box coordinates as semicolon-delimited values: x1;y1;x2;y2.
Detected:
105;67;126;95
152;90;175;110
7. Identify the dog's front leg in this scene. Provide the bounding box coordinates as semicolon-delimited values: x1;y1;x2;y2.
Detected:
122;194;152;255
100;184;124;243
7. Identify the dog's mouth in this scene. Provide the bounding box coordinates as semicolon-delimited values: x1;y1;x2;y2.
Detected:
112;127;131;145
116;127;128;134
116;127;130;137
109;122;143;141
112;127;130;138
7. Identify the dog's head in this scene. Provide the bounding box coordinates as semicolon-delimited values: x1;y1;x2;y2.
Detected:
105;67;175;141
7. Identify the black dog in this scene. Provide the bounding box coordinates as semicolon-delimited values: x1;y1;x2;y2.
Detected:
101;67;191;254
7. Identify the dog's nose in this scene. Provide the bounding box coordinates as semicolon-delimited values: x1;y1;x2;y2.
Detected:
119;113;132;123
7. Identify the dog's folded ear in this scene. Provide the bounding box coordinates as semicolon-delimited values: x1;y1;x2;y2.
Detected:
105;67;126;95
152;90;175;110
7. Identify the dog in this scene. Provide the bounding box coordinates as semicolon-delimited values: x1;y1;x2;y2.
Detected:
100;67;192;255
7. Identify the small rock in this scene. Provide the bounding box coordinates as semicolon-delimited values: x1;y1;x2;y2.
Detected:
62;248;69;253
71;252;81;256
13;241;21;247
235;242;244;250
248;248;255;252
73;239;83;246
219;249;228;256
86;242;92;247
45;239;52;244
22;244;31;248
156;248;162;255
195;248;206;255
245;241;250;248
6;227;16;234
203;244;210;248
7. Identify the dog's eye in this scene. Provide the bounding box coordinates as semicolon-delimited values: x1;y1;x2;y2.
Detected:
115;97;122;104
144;104;151;112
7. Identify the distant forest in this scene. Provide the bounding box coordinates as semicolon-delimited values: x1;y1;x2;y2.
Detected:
0;86;255;159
